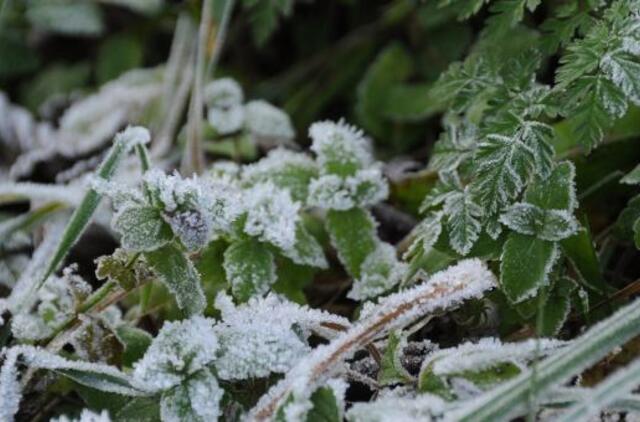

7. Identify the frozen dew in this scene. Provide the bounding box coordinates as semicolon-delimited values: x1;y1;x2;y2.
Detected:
113;126;151;152
347;393;446;422
308;167;389;210
132;316;218;392
207;105;245;135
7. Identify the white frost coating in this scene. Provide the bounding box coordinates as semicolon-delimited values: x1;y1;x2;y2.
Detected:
243;148;315;182
242;182;301;251
213;293;348;381
203;77;244;108
248;259;497;420
348;242;408;300
143;169;202;213
423;338;567;376
133;317;218;392
500;203;579;241
244;100;295;141
90;177;143;207
307;167;389;210
0;348;21;422
113;126;151;152
309;120;373;172
347;393;446;422
51;409;111;422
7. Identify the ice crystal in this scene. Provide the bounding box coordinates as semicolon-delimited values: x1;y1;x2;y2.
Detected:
132;317;218;391
113;126;151;152
51;409;111;422
241;182;301;251
244;100;295;142
309;120;373;174
348;242;408;300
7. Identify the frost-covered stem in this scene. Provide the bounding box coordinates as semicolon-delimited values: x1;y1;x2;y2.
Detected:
556;359;640;421
182;0;212;175
249;260;496;420
454;297;640;421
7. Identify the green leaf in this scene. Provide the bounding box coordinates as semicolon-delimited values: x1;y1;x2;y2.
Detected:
112;206;173;252
26;1;104;36
281;223;328;269
145;243;206;316
243;0;293;46
54;367;143;397
621;164;640;185
539;277;576;336
444;188;483;255
114;326;152;368
525;161;576;211
0;32;40;78
325;208;378;279
560;217;609;293
615;194;640;243
519;122;555;179
160;369;223;421
96;34;143;84
602;51;640;105
634;217;640;250
472;134;534;214
306;386;341;422
457;362;521;389
19;62;90;112
223;239;276;302
500;233;558;303
112;397;160;422
356;43;413;137
500;204;579;241
378;331;411;386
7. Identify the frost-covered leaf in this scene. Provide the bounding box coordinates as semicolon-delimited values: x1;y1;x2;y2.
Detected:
472;133;534;214
325;208;378;278
404;212;443;260
428;116;478;173
242;182;300;251
115;325;152;368
378;331;411;386
223;239;276;301
540;277;576;336
309;120;373;177
144;243;206;316
306;385;343;422
213;292;326;380
525;161;577;211
348;242;408;300
443;187;483;255
601;51;640;105
244;100;295;143
281;224;328;269
500;233;559;303
112;206;172;252
500;203;579;241
242;149;318;202
347;394;446;422
160;369;223;422
307;168;389;210
517;121;555;178
132;317;217;391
